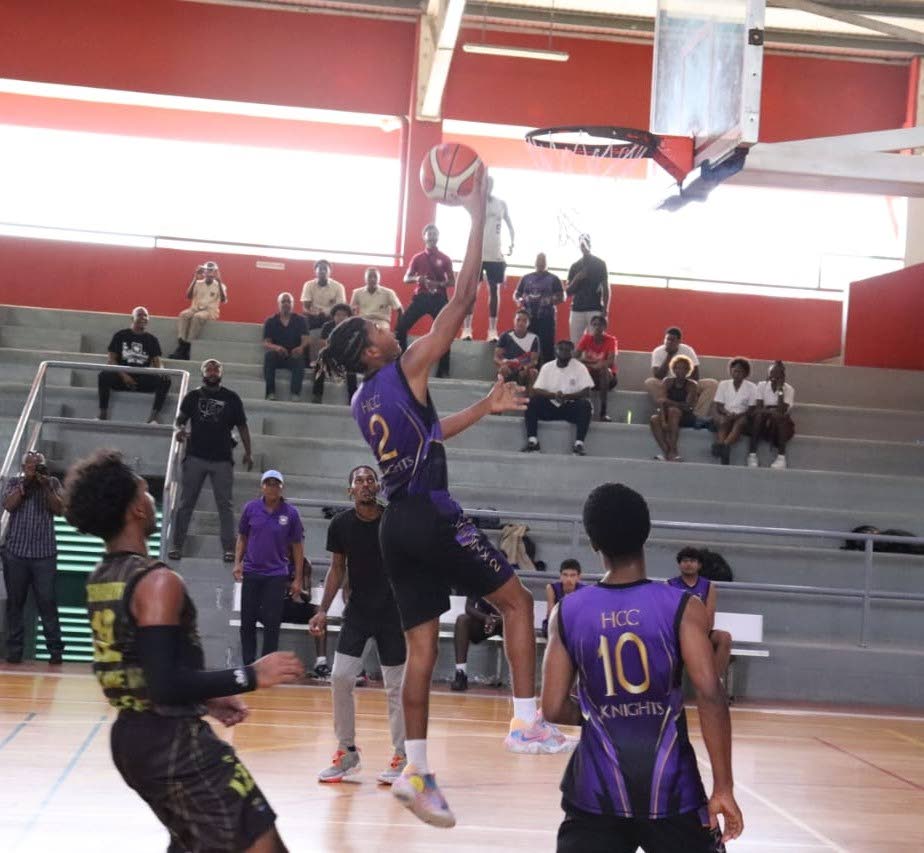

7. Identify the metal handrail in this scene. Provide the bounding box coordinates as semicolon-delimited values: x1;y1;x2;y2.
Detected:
287;497;924;647
0;360;190;555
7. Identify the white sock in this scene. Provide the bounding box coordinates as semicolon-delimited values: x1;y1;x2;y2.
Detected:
316;656;327;666
463;318;473;334
456;663;467;674
574;440;584;448
405;739;429;774
488;318;497;334
527;436;538;446
513;696;539;725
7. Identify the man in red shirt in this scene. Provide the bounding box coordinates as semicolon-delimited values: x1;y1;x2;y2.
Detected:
576;314;618;422
396;224;455;378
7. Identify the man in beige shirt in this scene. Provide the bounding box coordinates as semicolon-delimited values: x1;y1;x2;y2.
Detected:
301;260;347;363
170;261;227;360
350;267;403;326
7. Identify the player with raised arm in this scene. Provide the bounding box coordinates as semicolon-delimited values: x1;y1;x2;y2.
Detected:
65;450;303;853
318;167;569;829
542;483;743;853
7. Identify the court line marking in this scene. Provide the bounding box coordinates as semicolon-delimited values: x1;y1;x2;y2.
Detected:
727;705;924;724
697;760;848;853
12;714;107;852
0;712;35;750
886;728;924;751
814;736;924;792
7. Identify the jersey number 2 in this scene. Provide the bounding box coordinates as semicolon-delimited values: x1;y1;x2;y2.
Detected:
369;414;398;462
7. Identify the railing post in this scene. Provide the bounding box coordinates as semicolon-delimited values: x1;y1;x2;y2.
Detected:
859;537;874;648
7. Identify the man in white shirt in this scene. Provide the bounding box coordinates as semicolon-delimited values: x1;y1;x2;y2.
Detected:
170;261;227;360
350;267;403;326
712;357;758;465
522;340;594;456
462;177;515;342
644;326;718;421
302;259;347;364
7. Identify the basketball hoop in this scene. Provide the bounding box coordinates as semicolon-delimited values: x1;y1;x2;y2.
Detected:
525;125;694;184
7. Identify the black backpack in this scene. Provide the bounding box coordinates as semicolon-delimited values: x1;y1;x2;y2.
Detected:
698;548;734;582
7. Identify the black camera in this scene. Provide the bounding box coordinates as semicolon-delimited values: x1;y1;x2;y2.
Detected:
35;463;48;477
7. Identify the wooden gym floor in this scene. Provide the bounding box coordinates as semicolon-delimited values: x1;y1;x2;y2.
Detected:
0;665;922;852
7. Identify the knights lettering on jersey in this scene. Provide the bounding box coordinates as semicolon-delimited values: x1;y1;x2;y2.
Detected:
352;360;460;517
668;574;711;604
558;579;706;819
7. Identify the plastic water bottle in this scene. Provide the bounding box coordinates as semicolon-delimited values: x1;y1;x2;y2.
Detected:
626;409;632;425
215;586;223;610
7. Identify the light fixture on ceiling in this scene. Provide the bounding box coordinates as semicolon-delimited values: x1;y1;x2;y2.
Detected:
462;0;569;63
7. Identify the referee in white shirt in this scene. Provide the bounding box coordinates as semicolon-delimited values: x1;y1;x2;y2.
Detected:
521;340;594;456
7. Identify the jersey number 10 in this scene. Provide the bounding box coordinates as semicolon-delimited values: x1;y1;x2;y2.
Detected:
598;633;651;696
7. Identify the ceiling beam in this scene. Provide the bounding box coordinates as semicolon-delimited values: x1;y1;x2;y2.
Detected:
772;0;924;46
416;0;465;121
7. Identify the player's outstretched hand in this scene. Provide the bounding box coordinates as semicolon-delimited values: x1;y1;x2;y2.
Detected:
252;651;304;689
207;695;249;727
708;789;744;842
487;374;527;414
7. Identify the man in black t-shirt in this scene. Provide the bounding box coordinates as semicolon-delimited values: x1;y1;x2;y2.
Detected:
311;303;356;404
494;309;540;387
309;466;407;785
565;234;609;345
450;597;503;692
169;359;253;564
98;306;172;423
262;292;309;401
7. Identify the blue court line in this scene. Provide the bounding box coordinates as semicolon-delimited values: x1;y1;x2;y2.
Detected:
0;712;36;751
13;714;107;851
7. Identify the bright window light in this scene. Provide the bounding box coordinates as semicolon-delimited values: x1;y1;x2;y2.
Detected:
435;164;906;293
0;125;401;255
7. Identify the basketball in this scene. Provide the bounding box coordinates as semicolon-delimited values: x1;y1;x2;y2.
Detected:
419;143;483;206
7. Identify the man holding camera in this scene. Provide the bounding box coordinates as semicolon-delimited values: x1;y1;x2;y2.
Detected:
170;261;228;360
1;451;65;664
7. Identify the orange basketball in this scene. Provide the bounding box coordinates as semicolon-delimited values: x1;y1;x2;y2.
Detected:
419;143;483;206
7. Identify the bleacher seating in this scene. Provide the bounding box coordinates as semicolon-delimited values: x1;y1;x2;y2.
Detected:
1;304;923;706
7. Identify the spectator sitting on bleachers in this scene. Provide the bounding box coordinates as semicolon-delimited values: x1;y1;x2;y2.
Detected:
576;314;618;422
514;252;563;364
312;303;355;404
644;326;718;423
712;357;758;466
281;557;330;678
668;547;732;684
98;306;171;424
170;261;227;360
542;558;584;638
494;309;539;388
451;596;503;692
263;292;308;401
522;340;594;456
350;266;403;327
302;260;347;366
749;360;795;470
650;354;699;462
170;358;252;564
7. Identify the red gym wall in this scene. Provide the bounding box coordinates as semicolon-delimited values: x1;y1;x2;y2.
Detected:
844;263;924;370
0;0;910;363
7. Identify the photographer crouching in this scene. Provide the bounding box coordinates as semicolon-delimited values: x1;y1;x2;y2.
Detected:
1;451;65;664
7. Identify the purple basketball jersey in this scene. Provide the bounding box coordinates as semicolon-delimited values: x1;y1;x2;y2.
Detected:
558;579;707;818
552;580;585;605
352;359;460;517
668;574;711;604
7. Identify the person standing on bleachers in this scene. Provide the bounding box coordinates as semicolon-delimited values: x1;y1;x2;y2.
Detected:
565;234;608;345
263;292;309;401
98;306;172;424
170;358;252;564
169;261;227;360
1;450;65;664
234;470;305;666
515;252;564;364
644;326;718;423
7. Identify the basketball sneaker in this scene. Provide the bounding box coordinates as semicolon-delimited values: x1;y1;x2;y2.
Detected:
450;669;468;691
505;714;575;755
317;748;361;783
391;765;456;828
376;751;407;785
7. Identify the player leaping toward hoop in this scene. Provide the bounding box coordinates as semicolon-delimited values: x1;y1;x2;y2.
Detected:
318;168;571;829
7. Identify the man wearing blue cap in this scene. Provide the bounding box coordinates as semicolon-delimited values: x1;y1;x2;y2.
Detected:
234;470;305;665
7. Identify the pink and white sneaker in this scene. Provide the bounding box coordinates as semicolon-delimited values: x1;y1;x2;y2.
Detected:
504;714;576;754
391;765;456;828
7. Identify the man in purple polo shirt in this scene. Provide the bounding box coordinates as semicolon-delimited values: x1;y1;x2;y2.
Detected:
396;224;455;378
234;470;305;665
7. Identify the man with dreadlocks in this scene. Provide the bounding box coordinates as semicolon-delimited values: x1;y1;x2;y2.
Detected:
318;170;572;829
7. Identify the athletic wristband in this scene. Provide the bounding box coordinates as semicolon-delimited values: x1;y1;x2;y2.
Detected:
136;625;257;706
